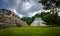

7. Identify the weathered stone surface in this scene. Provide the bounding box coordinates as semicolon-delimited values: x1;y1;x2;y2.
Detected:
30;18;46;26
0;24;16;28
0;9;28;28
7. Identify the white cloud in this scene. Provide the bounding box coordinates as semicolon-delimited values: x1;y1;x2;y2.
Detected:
27;10;41;17
4;0;9;4
22;2;32;11
58;12;60;16
28;12;38;17
9;9;50;18
27;10;50;17
1;0;43;17
15;0;21;7
22;0;36;11
16;0;21;5
9;9;23;18
29;0;36;5
13;9;23;18
27;10;44;17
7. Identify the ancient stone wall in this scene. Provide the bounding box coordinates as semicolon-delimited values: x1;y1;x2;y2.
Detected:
0;9;28;28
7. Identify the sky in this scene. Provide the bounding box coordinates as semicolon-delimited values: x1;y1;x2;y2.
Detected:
0;0;45;18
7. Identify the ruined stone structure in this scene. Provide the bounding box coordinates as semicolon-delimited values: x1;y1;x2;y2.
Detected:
0;9;20;18
30;18;46;26
0;9;28;28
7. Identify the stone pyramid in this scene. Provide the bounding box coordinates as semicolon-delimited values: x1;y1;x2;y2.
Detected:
30;18;46;26
0;9;28;28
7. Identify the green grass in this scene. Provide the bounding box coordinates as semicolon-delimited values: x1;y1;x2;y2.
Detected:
0;26;60;36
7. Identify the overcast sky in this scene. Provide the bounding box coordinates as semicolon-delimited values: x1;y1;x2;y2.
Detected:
0;0;44;18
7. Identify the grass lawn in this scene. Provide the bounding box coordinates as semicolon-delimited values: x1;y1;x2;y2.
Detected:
0;26;60;36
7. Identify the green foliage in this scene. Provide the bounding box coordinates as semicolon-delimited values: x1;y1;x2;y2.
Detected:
38;0;60;26
21;17;34;25
40;12;60;26
21;12;60;26
0;26;60;36
21;13;42;25
39;0;60;9
32;13;41;18
57;16;60;26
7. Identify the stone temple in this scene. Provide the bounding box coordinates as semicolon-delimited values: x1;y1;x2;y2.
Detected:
0;9;28;28
30;18;46;26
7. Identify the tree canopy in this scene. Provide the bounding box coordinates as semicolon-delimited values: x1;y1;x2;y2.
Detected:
38;0;60;26
39;0;60;9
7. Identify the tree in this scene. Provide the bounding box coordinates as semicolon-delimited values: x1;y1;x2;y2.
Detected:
39;0;60;16
39;0;60;9
38;0;60;26
21;17;34;25
40;12;57;25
